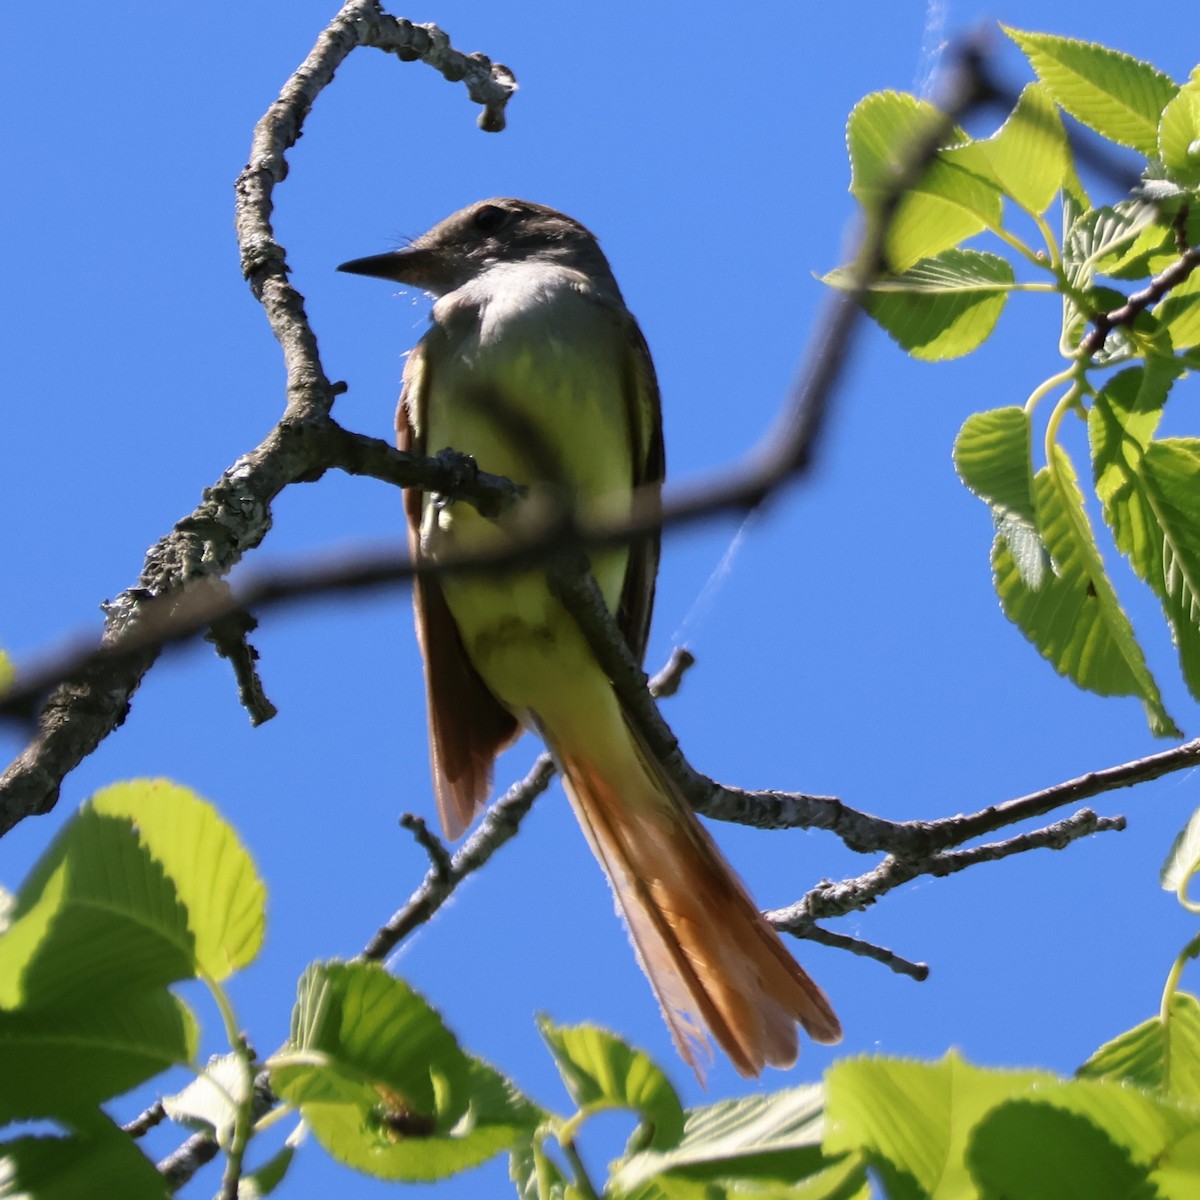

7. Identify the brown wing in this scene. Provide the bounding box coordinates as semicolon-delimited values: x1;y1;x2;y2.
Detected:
615;315;665;664
399;342;519;840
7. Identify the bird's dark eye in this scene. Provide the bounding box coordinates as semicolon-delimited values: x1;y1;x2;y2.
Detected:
471;204;509;233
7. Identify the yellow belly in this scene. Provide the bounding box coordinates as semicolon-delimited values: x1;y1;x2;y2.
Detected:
420;323;634;722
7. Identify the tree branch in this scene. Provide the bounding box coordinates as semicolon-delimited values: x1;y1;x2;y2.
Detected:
781;807;1127;928
0;0;515;835
790;924;930;981
361;754;556;961
1080;233;1200;357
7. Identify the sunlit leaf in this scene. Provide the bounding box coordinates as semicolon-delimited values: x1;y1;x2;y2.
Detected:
945;83;1068;213
825;249;1013;359
510;1140;568;1200
91;779;265;980
0;989;197;1121
271;962;541;1181
238;1132;302;1200
1090;368;1200;700
538;1018;684;1151
0;780;264;1013
993;447;1180;737
847;91;1002;271
1078;993;1200;1103
0;806;195;1010
1062;204;1159;354
1004;27;1178;156
1163;809;1200;899
1156;266;1200;349
163;1051;252;1150
968;1100;1156;1199
972;1075;1200;1198
613;1085;838;1196
954;407;1047;588
1070;202;1162;283
825;1052;1051;1197
827;1053;1200;1199
1160;78;1200;187
0;1112;169;1200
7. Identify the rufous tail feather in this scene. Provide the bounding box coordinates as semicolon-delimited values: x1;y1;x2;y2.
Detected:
548;705;841;1078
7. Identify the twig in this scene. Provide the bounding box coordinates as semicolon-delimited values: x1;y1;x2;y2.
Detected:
910;738;1200;851
786;923;930;981
158;1128;221;1191
0;2;515;834
360;755;556;961
0;440;518;728
926;809;1126;873
399;813;453;883
1080;240;1200;356
123;1099;167;1138
353;10;517;132
782;807;1126;926
206;609;278;726
157;1074;276;1194
647;647;695;698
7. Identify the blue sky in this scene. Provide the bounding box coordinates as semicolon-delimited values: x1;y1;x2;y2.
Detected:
3;2;1200;1197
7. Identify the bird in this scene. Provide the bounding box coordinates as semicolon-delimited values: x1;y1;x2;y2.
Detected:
338;197;841;1076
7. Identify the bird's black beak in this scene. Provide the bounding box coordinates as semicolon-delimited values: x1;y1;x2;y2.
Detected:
337;251;405;279
337;246;438;286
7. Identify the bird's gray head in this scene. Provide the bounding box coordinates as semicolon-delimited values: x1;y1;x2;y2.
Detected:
338;198;618;296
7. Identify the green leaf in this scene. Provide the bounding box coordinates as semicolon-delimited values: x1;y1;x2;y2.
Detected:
1003;27;1178;157
238;1133;302;1200
538;1018;684;1151
1097;210;1200;282
162;1051;252;1150
1155;266;1200;349
827;1054;1200;1199
1160;79;1200;187
1061;205;1158;355
1083;287;1166;368
0;989;197;1121
847;91;1002;271
968;1100;1157;1200
1099;223;1178;280
1163;809;1200;898
1078;993;1200;1104
91;779;265;979
0;649;13;693
1070;202;1162;283
510;1140;569;1200
825;250;1013;360
0;779;264;1012
993;446;1180;737
273;959;471;1124
620;1166;867;1200
825;1052;1052;1197
0;805;195;1010
1062;157;1090;211
613;1085;834;1195
944;83;1068;214
271;961;540;1181
972;1076;1200;1198
0;1111;170;1200
954;407;1047;588
1090;369;1200;700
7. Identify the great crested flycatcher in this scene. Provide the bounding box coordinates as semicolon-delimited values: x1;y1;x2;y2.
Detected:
339;198;840;1076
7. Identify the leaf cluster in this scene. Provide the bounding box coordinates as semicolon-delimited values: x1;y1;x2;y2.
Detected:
827;28;1200;736
7;779;1200;1197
